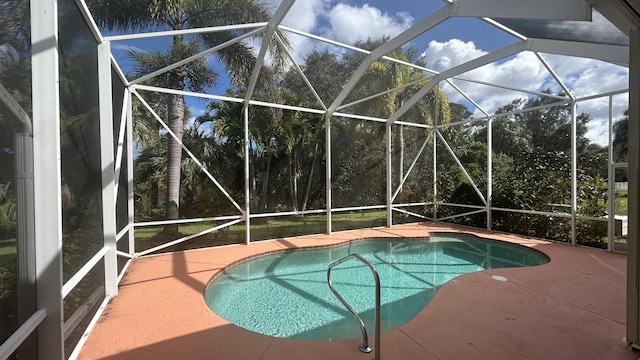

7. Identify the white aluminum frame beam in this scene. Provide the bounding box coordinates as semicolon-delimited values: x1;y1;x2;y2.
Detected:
98;41;118;298
443;80;490;116
570;101;578;245
243;0;295;105
62;247;109;299
386;123;392;226
110;54;128;86
113;91;129;204
137;219;242;256
131;27;266;86
325;113;332;233
388;40;528;125
244;108;251;243
392;207;433;222
587;0;640;36
326;3;454;115
249;209;326;218
627;26;640;348
132;90;244;213
535;52;575;98
274;32;327;111
452;0;591;21
391;131;434;202
487;114;493;229
240;0;294;243
448;75;569;101
529;38;629;66
338;77;433;112
126;90;135;258
31;0;64;358
483;17;527;40
278;25;440;75
74;0;104;43
327;0;593;119
104;22;268;42
575;88;629;102
133;84;433;125
0;310;46;359
135;215;242;228
607;95;616;252
436;130;488;205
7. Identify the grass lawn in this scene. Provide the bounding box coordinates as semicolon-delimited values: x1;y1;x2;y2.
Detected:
134;210;390;253
616;190;628;213
0;238;16;268
0;238;17;313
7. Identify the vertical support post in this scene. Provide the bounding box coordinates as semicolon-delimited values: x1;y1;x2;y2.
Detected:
386;124;392;227
433;84;440;221
432;129;438;220
570;100;577;246
98;41;118;297
126;90;135;256
607;95;615;252
31;0;64;358
487;116;493;230
326;114;332;233
627;27;640;348
14;107;37;360
243;106;251;244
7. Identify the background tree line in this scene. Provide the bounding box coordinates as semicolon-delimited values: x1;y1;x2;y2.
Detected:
131;35;626;250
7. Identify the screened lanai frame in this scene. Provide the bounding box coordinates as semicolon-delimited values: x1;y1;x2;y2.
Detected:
104;1;631;251
0;0;638;359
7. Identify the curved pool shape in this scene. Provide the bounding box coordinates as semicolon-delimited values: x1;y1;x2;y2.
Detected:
204;233;549;341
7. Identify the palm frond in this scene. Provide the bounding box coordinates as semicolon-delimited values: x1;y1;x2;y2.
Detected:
87;0;162;32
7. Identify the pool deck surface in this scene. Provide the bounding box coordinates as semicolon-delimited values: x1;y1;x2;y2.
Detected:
79;222;636;360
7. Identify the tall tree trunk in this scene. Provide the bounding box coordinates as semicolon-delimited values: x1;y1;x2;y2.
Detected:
165;93;185;233
250;144;257;210
288;148;298;212
258;153;272;211
394;124;404;192
301;142;319;212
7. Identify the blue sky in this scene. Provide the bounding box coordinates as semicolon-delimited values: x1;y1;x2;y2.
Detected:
110;0;630;145
273;0;629;144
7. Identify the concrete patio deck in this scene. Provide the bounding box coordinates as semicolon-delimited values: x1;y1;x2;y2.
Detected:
78;222;636;360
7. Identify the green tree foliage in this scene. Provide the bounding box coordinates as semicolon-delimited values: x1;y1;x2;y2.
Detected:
130;34;614;248
331;39;451;205
440;92;609;245
89;0;287;232
613;110;628;163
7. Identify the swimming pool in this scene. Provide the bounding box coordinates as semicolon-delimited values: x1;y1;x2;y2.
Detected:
204;233;549;341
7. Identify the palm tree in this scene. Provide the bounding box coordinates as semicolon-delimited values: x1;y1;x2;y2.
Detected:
89;0;287;232
347;39;450;192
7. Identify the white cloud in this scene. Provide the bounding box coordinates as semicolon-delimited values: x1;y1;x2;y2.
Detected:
281;0;328;32
243;3;629;148
321;3;413;45
576;93;629;146
111;43;147;54
542;54;629;145
425;39;487;71
423;39;629;146
269;2;415;66
278;0;331;64
424;39;548;115
542;53;628;98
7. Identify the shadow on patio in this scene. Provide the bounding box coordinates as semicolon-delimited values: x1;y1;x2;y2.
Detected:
79;223;637;360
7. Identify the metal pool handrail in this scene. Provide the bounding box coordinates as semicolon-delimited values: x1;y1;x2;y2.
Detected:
327;253;381;360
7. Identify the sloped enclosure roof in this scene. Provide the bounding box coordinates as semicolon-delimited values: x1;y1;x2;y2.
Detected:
90;0;630;129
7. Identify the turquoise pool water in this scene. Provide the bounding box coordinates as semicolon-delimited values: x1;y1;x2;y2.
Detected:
204;233;549;341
